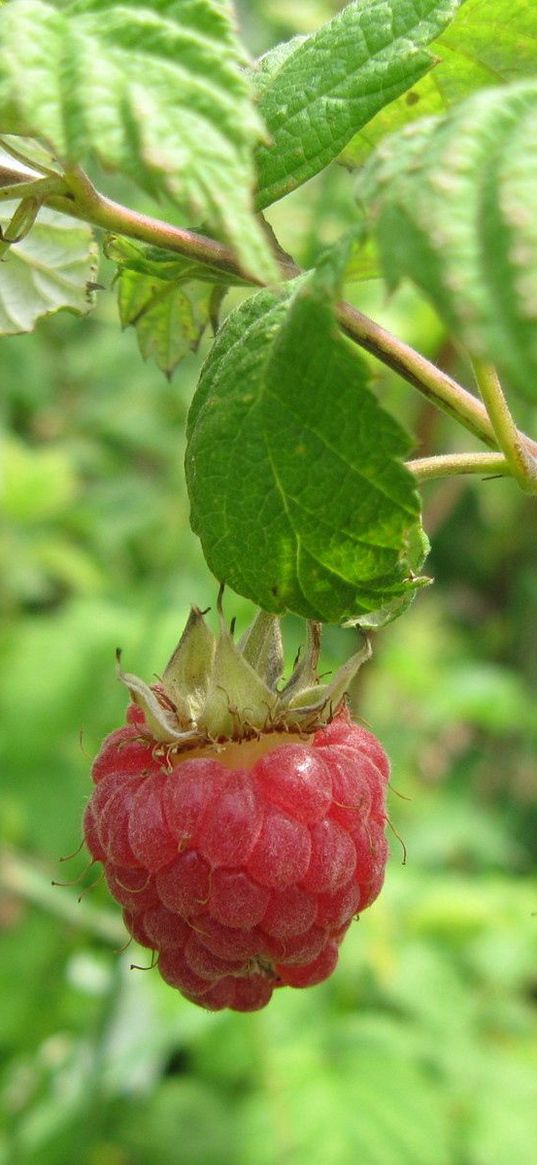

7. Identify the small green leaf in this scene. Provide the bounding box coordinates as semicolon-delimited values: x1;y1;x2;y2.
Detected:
342;0;537;166
118;269;222;379
106;236;229;377
254;0;463;209
356;80;537;400
0;202;97;334
186;278;426;624
0;0;276;280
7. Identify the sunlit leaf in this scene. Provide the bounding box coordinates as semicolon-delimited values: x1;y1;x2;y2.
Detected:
342;0;537;165
254;0;463;208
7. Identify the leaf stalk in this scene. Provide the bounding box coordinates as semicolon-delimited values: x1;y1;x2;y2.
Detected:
407;452;511;482
471;358;537;493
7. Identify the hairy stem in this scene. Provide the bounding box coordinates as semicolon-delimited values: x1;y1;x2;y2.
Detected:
472;358;537;493
336;301;505;450
407;451;511;482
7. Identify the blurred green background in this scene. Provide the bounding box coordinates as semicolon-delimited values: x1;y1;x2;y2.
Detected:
1;3;537;1162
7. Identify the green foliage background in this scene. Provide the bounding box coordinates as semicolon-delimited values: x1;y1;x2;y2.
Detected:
1;2;537;1163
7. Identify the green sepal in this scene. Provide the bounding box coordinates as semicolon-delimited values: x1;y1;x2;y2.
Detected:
162;607;216;725
238;610;284;688
287;637;371;717
196;621;279;739
117;606;373;746
116;652;199;745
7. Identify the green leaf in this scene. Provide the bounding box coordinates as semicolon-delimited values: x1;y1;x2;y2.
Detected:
356;80;537;400
105;236;230;377
185;278;425;624
342;0;537;166
0;0;276;281
0;202;97;334
117;271;223;379
313;225;381;288
253;0;463;209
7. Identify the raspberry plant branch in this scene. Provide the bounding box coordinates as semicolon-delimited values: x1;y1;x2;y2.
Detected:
334;301;530;456
2;160;537;475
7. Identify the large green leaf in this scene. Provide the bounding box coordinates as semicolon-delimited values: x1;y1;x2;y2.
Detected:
356;81;537;400
0;0;275;280
186;278;425;624
253;0;463;209
0;201;97;334
342;0;537;166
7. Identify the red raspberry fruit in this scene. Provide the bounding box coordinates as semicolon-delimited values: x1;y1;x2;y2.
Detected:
84;608;389;1012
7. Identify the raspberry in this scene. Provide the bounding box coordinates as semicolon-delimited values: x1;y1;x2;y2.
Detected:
84;607;390;1011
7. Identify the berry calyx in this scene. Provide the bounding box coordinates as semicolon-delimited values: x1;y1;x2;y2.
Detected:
84;606;390;1011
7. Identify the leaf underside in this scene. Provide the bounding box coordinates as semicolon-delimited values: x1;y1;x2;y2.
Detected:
0;203;97;335
105;236;235;377
0;0;275;280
